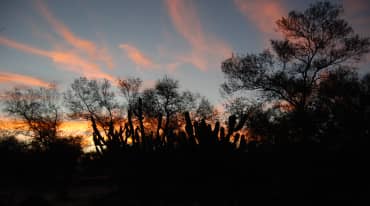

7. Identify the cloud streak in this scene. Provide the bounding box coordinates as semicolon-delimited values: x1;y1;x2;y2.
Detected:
343;0;370;35
164;0;232;71
0;36;114;81
234;0;285;35
0;36;49;57
119;44;159;70
35;0;115;69
0;71;50;88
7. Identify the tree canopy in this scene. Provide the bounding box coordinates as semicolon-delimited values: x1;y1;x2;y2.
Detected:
221;1;370;111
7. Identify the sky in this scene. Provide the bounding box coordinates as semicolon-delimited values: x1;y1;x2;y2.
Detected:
1;0;370;107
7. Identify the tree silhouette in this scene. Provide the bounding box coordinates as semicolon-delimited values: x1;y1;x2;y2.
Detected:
64;77;125;156
221;1;370;144
117;77;144;147
195;96;216;121
141;76;197;140
3;85;61;149
222;1;369;110
313;68;370;151
5;2;370;205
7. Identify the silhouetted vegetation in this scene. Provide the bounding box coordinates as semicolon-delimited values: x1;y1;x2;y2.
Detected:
221;1;370;151
0;1;369;205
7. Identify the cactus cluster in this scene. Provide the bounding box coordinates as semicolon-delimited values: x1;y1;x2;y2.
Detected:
184;111;248;152
90;109;250;155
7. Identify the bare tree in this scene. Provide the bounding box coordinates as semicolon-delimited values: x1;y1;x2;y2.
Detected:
117;77;145;145
138;76;198;141
3;85;61;148
155;76;198;137
117;77;142;109
64;77;124;155
194;96;215;121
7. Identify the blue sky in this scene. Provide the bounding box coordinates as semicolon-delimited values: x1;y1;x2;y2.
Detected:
1;0;370;107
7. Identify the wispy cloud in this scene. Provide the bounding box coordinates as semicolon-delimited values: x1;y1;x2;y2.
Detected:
343;0;370;64
120;43;184;72
0;36;50;57
344;0;370;15
0;71;50;87
35;0;115;69
50;51;114;80
0;36;114;81
119;44;159;70
141;79;156;90
164;0;232;71
343;0;370;35
234;0;285;37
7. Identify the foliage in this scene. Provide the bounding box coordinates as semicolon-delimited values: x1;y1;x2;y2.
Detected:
221;1;370;147
222;1;370;111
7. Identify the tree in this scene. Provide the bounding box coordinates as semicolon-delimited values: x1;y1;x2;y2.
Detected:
117;77;144;145
141;88;163;140
3;85;61;148
117;77;142;108
140;76;197;140
64;77;125;156
155;76;182;133
222;1;370;112
221;1;370;143
194;96;216;121
313;68;370;150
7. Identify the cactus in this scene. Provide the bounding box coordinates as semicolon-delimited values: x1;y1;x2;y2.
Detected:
183;112;223;150
239;135;247;151
184;112;197;147
226;115;236;142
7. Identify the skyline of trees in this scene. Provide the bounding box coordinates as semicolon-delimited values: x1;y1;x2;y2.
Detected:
0;1;369;153
1;2;370;205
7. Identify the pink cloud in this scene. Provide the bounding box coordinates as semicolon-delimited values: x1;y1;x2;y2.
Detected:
119;44;159;70
165;62;182;73
343;0;370;65
0;71;50;88
35;0;115;69
344;0;370;14
234;0;285;37
164;0;232;71
0;36;50;57
343;0;370;35
141;79;156;90
120;43;184;72
0;36;114;81
50;51;114;81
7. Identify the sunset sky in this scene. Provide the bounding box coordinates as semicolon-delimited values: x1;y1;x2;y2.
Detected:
1;0;370;107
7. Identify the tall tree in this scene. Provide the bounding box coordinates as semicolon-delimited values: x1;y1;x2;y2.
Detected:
221;1;370;112
64;77;124;155
117;77;144;144
313;68;370;150
221;1;370;143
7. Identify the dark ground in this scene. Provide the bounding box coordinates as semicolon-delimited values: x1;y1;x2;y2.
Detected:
1;153;369;206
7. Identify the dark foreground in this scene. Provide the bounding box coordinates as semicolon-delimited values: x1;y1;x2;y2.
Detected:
1;153;369;206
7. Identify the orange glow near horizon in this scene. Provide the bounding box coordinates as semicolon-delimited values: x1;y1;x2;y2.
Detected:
0;115;251;152
0;117;92;146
